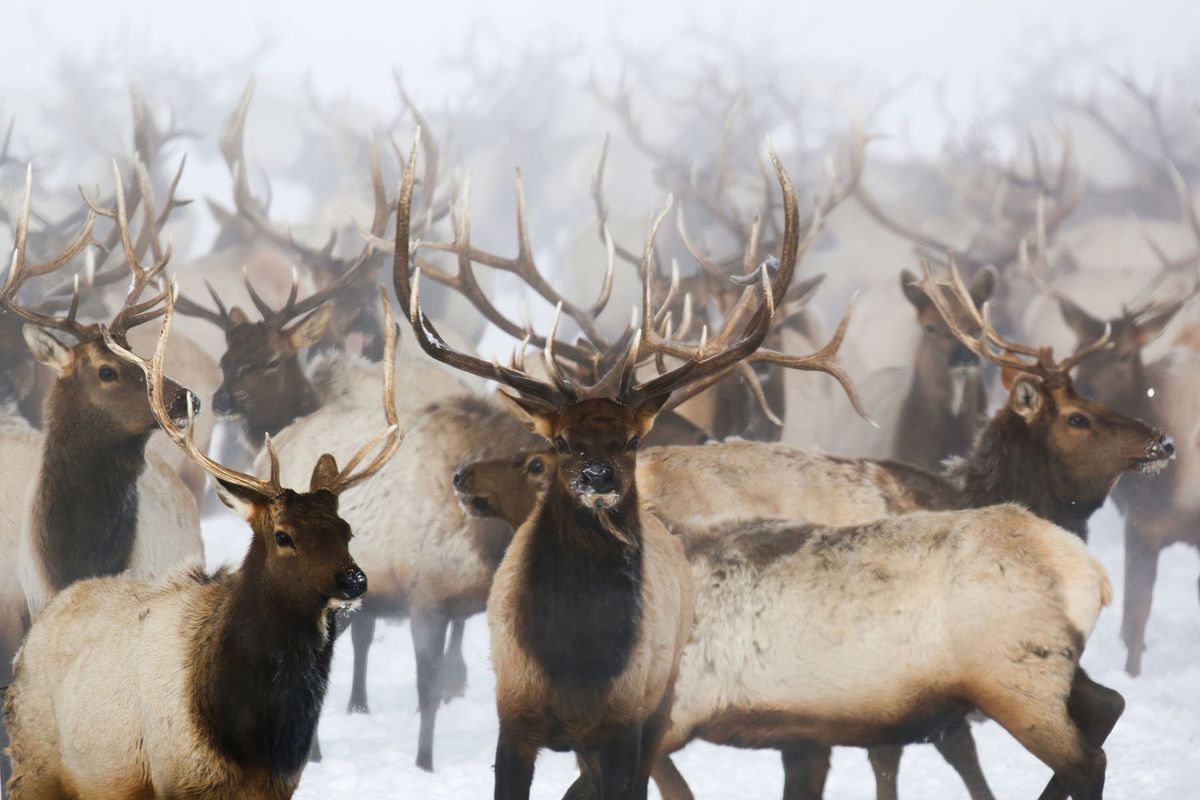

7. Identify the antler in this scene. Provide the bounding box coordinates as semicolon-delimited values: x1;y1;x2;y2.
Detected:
0;165;98;339
106;286;402;498
83;160;173;334
322;286;404;493
214;79;393;329
913;256;1110;387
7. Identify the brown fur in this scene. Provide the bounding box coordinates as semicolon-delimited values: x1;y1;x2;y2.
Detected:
487;397;694;799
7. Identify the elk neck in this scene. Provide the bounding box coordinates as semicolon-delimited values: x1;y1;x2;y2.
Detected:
33;389;151;591
515;478;645;688
896;348;986;468
191;533;335;778
959;409;1099;538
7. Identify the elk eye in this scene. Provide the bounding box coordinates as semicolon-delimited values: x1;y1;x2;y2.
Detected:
924;323;938;334
263;359;280;371
1119;352;1134;364
527;457;544;475
98;365;119;382
1068;413;1091;430
275;531;294;548
627;435;642;452
553;436;570;454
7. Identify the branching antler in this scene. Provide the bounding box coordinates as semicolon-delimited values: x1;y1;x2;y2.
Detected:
914;257;1110;387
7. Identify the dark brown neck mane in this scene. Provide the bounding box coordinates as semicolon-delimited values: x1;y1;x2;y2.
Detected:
191;534;335;779
35;387;150;591
516;481;645;690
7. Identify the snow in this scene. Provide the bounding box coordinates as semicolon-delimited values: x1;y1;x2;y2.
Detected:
201;498;1200;799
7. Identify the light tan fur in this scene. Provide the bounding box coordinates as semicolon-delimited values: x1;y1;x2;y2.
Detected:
661;506;1112;759
4;567;299;800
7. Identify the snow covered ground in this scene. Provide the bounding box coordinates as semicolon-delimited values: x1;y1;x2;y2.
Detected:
202;498;1199;799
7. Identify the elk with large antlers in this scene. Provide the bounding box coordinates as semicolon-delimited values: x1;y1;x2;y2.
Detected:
3;289;400;800
0;163;204;618
394;121;871;796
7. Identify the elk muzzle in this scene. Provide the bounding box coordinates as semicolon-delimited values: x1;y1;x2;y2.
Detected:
1138;433;1176;474
574;462;620;511
334;563;368;600
213;386;235;416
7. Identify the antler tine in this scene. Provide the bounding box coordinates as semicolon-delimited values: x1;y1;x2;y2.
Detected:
0;165;98;339
104;288;280;497
422;167;612;351
591;133;661;274
84;160;174;334
327;286;404;493
740;291;873;425
1057;322;1113;375
391;132;563;408
589;225;616;317
912;258;1053;383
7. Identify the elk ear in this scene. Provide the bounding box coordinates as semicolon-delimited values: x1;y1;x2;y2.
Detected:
214;479;263;521
1006;375;1046;422
286;306;334;353
1134;304;1183;347
228;306;251;326
22;326;73;375
310;453;340;492
496;390;558;438
633;394;671;435
1058;300;1106;343
900;270;929;311
968;266;996;306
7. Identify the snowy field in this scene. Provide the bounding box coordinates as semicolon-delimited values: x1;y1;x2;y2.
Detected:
202;498;1200;799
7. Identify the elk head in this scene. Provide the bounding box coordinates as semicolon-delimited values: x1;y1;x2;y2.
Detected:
394;131;869;529
108;286;403;616
1;162;196;440
174;80;395;441
915;259;1176;513
1059;298;1186;405
455;449;555;526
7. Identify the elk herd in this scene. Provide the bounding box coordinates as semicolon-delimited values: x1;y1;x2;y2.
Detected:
0;50;1198;800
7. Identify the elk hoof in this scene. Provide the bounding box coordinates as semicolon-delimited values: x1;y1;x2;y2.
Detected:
347;698;370;714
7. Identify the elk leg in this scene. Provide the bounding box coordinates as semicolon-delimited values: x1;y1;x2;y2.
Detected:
441;616;468;702
867;745;902;800
562;753;601;800
1036;670;1124;800
494;725;537;800
933;720;995;800
347;611;376;714
1121;526;1160;677
597;724;642;800
976;671;1107;800
780;741;831;800
412;607;450;771
651;755;694;800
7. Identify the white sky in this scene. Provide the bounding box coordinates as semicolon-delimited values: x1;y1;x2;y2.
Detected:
5;0;1197;111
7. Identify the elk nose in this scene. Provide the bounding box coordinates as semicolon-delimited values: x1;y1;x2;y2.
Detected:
1152;434;1176;460
581;463;614;493
453;468;468;489
949;344;978;368
213;387;234;414
187;391;202;418
336;565;368;599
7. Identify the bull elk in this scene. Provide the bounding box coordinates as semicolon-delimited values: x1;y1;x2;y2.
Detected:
3;289;401;800
0;163;204;618
395;124;871;797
